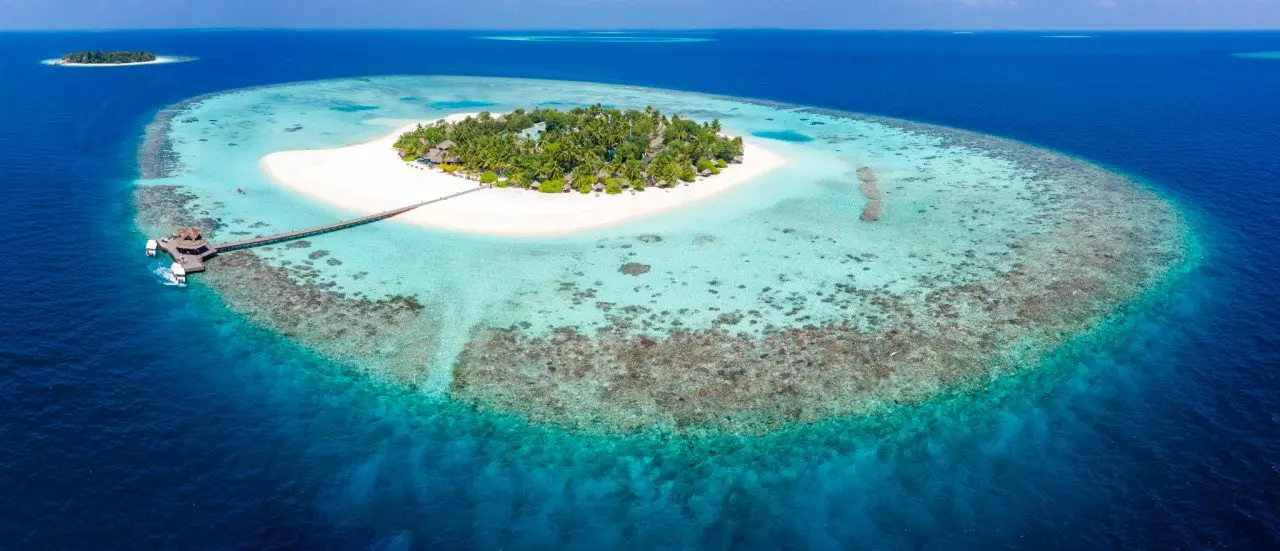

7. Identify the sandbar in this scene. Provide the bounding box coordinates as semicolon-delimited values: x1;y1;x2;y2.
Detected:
260;116;787;236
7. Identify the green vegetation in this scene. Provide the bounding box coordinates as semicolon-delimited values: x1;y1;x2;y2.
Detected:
61;51;157;64
479;171;498;184
394;105;744;194
540;178;565;194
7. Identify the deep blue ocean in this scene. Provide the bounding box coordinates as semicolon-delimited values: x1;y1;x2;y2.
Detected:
2;30;1279;549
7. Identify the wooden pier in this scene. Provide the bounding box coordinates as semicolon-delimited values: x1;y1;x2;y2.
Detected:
148;187;484;281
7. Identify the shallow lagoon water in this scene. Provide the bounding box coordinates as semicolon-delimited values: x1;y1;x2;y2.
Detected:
428;99;498;109
136;75;1188;432
751;130;815;142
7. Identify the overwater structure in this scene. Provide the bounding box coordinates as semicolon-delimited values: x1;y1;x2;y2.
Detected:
145;187;484;283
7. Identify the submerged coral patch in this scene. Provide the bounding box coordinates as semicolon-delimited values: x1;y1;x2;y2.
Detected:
619;263;651;276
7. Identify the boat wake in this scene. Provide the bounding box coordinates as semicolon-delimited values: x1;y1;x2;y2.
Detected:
151;262;185;287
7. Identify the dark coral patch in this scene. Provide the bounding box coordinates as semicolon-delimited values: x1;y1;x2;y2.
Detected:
620;263;651;276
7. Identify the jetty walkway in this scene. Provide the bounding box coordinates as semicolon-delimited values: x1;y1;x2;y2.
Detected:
148;187;485;282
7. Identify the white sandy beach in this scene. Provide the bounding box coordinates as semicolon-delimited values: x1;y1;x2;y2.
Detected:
259;116;787;236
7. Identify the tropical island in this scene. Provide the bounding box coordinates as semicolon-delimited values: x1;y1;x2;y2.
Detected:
393;105;746;194
59;50;157;64
160;77;1190;434
260;108;784;236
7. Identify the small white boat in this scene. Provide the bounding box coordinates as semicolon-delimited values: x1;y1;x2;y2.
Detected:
170;262;187;285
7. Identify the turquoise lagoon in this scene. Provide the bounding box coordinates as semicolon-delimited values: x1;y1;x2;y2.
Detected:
135;76;1189;433
751;130;815;142
429;99;498;109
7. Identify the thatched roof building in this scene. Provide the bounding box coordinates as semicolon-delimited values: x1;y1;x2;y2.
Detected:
174;227;210;255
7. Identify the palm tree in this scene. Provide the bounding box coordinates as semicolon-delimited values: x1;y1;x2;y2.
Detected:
624;159;643;183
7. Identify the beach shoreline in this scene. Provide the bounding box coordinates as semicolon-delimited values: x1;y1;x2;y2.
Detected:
259;116;788;237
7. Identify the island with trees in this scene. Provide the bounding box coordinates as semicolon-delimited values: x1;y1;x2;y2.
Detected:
59;51;158;65
393;105;746;194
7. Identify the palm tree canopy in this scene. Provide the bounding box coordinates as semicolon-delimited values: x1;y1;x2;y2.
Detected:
393;105;744;188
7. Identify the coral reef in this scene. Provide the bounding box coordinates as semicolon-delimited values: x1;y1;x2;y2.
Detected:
133;185;440;385
134;79;1190;434
447;117;1188;433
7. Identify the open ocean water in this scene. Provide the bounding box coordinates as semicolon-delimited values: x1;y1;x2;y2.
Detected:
1;30;1279;549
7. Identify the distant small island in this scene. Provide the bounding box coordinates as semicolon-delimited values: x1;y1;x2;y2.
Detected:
60;50;157;65
393;105;745;194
